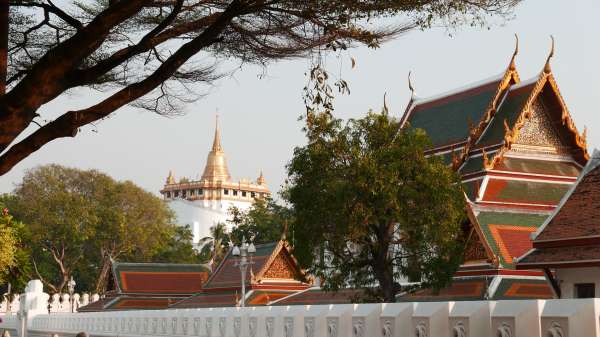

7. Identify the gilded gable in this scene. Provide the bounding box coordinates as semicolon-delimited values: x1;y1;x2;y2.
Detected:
262;251;297;280
514;99;564;149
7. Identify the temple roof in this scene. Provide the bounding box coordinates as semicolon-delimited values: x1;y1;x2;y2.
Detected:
111;261;210;295
200;115;232;182
516;150;600;269
404;75;505;149
170;240;310;308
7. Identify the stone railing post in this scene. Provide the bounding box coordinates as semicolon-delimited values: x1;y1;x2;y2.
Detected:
16;280;49;337
380;302;413;337
449;300;492;337
541;298;598;337
412;301;451;337
491;299;543;337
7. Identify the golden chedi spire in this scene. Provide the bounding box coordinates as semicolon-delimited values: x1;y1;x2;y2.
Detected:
201;114;232;182
166;170;176;184
257;170;266;185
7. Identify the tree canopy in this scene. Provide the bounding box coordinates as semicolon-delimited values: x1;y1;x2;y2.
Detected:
5;164;203;293
0;0;520;175
286;110;467;302
228;197;291;245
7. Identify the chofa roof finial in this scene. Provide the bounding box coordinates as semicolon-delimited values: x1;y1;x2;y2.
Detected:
408;71;416;98
544;35;555;74
509;33;519;70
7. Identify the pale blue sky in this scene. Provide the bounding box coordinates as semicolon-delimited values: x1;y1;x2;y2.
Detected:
1;0;599;196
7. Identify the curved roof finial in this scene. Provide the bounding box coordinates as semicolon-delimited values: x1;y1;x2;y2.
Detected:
509;34;519;70
408;71;416;98
544;35;555;73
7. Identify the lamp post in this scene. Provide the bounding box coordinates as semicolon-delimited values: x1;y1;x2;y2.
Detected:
67;276;76;313
232;237;255;307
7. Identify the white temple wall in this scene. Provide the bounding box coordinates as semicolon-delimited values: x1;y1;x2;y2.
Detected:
168;198;253;246
556;267;600;299
3;280;600;337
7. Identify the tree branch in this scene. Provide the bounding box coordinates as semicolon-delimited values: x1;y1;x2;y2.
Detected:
0;1;244;175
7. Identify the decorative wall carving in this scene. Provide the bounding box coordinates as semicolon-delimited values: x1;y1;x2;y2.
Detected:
266;317;275;337
304;317;315;337
219;317;226;337
327;317;339;337
497;322;512;337
234;317;241;337
284;317;294;337
453;321;467;337
249;317;257;337
415;321;428;337
352;317;365;337
381;318;393;337
547;321;564;337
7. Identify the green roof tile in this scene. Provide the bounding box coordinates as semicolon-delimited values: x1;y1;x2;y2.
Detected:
477;82;534;147
407;79;501;148
476;211;548;267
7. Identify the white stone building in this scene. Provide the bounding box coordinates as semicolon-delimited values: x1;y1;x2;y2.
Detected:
160;117;269;246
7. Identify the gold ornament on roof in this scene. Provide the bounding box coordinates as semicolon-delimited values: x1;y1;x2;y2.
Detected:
201;115;232;182
509;34;519;71
544;35;555;74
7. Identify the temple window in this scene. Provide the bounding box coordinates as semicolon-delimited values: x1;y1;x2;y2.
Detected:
198;189;203;195
224;189;229;195
189;189;195;196
575;283;595;298
242;191;247;197
251;192;256;198
182;190;187;198
166;191;171;198
174;190;180;198
233;190;238;196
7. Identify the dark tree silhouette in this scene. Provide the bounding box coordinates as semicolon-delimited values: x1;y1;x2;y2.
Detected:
0;0;520;174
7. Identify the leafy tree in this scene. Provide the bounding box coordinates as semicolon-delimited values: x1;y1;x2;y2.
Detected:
0;195;31;293
0;0;520;175
228;197;292;245
0;203;19;287
198;222;230;268
152;225;205;264
6;164;186;293
286;110;466;302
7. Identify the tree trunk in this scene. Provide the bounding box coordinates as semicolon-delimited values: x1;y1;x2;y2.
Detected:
0;0;8;95
94;252;112;294
374;223;396;302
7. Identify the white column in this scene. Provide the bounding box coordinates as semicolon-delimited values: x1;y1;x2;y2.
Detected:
541;298;598;337
491;300;543;337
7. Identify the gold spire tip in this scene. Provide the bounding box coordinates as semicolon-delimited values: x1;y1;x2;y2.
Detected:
544;35;555;73
509;34;519;70
408;71;416;97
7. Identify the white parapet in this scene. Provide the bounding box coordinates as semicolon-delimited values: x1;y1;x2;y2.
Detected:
4;285;600;337
491;299;543;337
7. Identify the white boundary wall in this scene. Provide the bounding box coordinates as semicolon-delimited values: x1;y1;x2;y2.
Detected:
1;281;599;337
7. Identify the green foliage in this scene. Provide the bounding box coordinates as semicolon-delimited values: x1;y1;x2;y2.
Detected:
228;198;292;245
5;164;192;293
153;225;204;264
286;110;466;302
198;223;231;268
0;202;20;288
